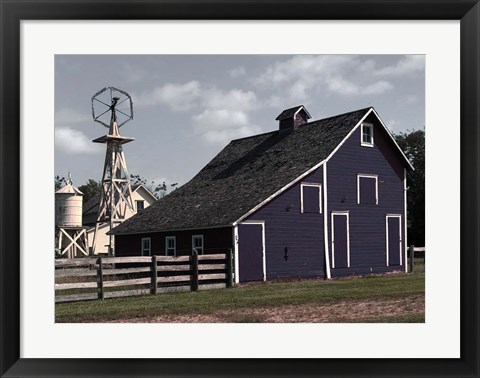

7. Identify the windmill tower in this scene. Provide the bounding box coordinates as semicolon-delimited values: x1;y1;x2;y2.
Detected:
91;87;135;256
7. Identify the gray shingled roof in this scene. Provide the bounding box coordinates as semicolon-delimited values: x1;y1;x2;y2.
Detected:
110;107;372;235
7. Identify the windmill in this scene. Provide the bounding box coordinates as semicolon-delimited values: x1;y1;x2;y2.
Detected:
91;87;135;256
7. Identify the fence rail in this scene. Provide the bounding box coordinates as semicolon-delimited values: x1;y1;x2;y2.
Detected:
55;250;233;303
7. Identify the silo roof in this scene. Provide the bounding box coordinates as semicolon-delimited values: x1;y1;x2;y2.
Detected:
55;183;83;195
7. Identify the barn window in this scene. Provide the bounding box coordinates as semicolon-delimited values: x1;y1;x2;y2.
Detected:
301;183;322;213
165;236;176;256
192;235;204;254
141;237;151;256
357;174;378;204
361;122;374;147
136;200;145;212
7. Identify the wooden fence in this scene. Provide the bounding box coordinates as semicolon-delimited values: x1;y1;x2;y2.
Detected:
408;245;425;273
55;250;233;303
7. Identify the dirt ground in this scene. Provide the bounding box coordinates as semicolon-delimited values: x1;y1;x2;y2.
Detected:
109;293;424;323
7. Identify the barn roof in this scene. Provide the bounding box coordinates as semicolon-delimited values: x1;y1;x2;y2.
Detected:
110;106;391;235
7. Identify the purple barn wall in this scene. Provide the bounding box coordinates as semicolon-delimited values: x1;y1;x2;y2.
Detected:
244;167;325;280
115;227;233;257
326;114;406;277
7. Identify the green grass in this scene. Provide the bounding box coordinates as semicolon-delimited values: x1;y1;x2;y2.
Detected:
56;272;424;323
411;257;425;273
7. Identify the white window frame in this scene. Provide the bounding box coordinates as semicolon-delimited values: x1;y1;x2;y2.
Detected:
165;236;176;257
192;234;204;255
141;237;151;256
361;122;374;147
300;182;322;214
386;214;403;267
331;211;350;269
357;174;379;205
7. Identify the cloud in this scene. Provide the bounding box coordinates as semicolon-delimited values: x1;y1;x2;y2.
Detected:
203;88;257;112
387;119;398;131
364;81;394;95
134;81;201;111
325;76;359;96
404;94;420;104
134;81;260;145
254;55;396;102
55;108;90;124
134;82;257;114
228;66;246;78
255;55;356;87
192;109;261;145
55;127;102;155
376;55;425;76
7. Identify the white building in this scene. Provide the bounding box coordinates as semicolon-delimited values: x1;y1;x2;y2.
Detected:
83;185;157;255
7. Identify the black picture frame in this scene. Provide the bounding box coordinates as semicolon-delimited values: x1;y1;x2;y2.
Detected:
1;1;478;377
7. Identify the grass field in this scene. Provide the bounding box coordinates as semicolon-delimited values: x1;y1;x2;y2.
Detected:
56;263;425;323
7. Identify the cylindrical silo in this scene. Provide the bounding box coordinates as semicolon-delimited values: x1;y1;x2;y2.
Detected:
55;182;84;227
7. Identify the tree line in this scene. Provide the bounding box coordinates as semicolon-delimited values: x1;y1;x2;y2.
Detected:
54;174;178;202
394;129;425;247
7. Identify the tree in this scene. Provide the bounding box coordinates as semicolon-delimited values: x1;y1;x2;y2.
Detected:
54;175;66;190
78;179;101;203
394;129;425;246
130;174;178;199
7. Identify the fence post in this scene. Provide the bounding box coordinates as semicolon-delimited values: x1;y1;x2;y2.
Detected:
226;248;233;288
191;249;199;292
97;257;104;300
409;245;414;273
151;255;158;295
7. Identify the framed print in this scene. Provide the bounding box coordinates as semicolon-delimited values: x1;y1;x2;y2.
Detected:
1;1;479;377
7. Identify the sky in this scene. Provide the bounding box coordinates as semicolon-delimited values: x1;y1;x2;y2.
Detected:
55;55;425;189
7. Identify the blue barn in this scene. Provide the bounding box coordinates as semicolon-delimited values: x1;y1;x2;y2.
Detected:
110;106;414;282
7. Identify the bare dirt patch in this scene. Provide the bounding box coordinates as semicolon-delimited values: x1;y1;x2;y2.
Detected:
109;293;424;323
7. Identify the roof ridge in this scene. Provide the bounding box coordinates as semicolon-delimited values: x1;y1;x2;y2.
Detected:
305;106;372;126
229;106;372;143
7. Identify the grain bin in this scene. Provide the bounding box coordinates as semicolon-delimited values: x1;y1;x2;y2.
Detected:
55;180;84;227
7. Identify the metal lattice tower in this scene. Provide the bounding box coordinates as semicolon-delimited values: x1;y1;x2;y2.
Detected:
91;87;135;256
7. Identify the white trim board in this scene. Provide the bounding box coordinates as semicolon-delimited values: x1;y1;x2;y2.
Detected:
357;174;379;205
300;182;322;214
331;211;350;269
233;225;239;284
370;108;415;171
322;163;331;279
385;214;403;267
237;221;266;282
293;105;312;120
